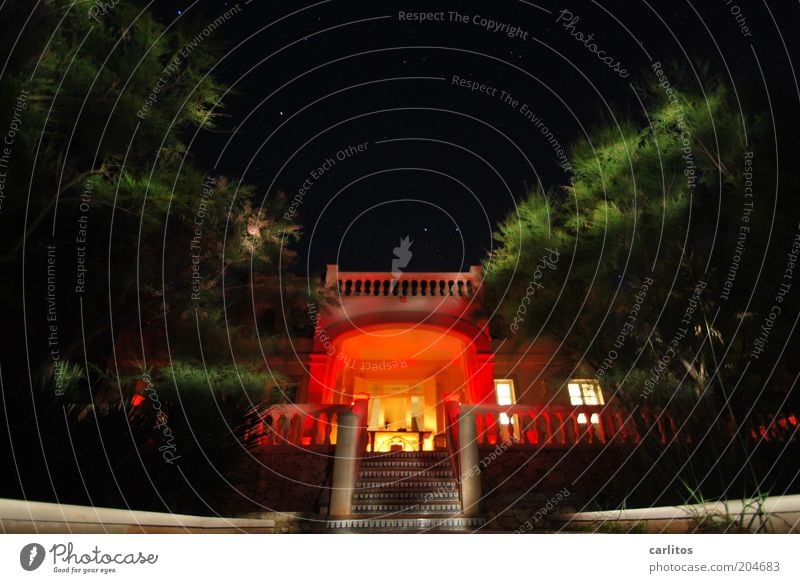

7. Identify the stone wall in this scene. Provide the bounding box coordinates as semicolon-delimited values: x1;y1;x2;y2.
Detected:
0;498;276;534
552;494;800;533
227;448;335;516
477;445;630;531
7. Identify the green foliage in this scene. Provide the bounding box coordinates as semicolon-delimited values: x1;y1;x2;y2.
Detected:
485;70;786;408
0;1;310;513
1;0;307;371
485;66;800;506
42;360;84;389
157;360;290;403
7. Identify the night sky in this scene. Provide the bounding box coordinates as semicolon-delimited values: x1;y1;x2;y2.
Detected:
2;0;800;534
154;0;797;275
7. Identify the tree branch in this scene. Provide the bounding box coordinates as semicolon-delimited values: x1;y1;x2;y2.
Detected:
0;166;109;262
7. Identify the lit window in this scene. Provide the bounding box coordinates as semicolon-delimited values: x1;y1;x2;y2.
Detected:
494;379;515;425
567;380;604;406
577;413;601;425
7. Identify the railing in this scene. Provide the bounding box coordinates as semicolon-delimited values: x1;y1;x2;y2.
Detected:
351;397;371;455
457;404;800;447
468;404;612;446
244;402;799;450
242;403;352;447
331;271;478;298
748;412;799;443
444;400;462;479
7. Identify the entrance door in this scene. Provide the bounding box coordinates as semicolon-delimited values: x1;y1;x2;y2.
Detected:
367;384;417;430
365;384;433;451
381;395;408;431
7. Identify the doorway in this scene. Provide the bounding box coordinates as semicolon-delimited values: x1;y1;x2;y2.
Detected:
365;384;432;451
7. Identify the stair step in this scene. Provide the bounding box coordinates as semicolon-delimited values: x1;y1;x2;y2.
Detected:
353;503;462;514
349;451;463;525
354;491;459;501
361;460;451;469
326;516;485;531
356;480;458;489
358;469;453;478
364;452;448;459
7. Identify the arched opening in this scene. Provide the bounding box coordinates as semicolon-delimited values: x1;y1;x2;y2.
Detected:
320;326;477;451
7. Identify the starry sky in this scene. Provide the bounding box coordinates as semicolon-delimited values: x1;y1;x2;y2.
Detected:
155;0;796;276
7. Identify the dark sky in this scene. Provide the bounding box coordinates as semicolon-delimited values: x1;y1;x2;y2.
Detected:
157;0;798;275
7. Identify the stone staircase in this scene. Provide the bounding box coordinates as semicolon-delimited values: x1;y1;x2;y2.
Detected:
326;451;484;532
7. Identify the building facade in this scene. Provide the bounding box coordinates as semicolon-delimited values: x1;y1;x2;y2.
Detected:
240;265;647;530
114;264;799;530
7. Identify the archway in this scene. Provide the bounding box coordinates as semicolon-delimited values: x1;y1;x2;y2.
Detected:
311;324;490;450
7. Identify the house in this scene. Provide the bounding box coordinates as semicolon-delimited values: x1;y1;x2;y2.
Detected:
241;265;647;530
116;263;796;530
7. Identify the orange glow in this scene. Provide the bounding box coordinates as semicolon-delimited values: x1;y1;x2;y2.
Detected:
323;325;478;444
371;431;432;452
131;394;145;406
336;326;467;364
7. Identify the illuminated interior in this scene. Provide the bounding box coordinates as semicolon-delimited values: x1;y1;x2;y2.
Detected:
568;380;604;406
494;379;515;424
570;380;603;429
330;327;470;451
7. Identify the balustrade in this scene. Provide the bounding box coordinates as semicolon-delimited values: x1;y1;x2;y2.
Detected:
242;403;351;447
334;272;476;297
445;403;682;447
246;401;798;450
447;403;800;448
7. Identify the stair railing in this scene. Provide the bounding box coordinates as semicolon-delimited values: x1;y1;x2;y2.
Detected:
328;397;370;517
444;400;462;483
